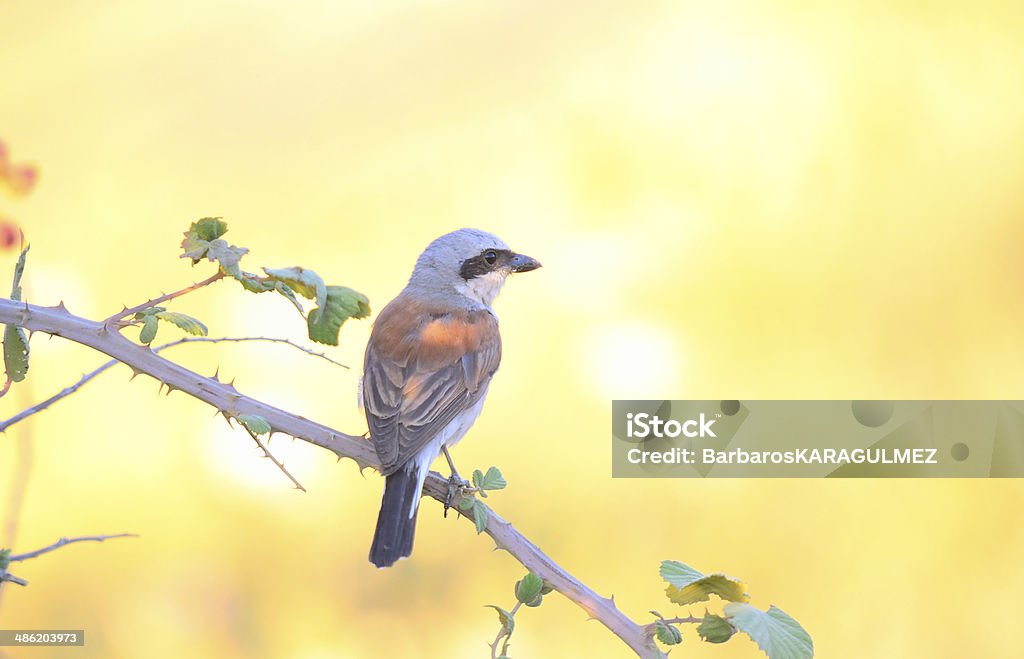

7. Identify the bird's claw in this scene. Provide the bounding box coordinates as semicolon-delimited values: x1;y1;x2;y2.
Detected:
443;473;472;518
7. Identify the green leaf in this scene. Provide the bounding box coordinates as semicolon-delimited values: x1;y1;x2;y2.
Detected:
457;496;475;512
206;239;248;278
472;500;488;534
306;285;370;346
485;605;515;637
0;548;11;570
181;218;227;262
661;560;748;605
238;272;275;293
3;325;29;383
264;266;327;309
655;620;682;646
698;613;735;644
725;603;813;659
515;573;544;607
473;466;507;492
154;311;208;336
133;306;165;319
139;315;159;345
180;218;248;275
192;217;229;241
3;245;31;383
9;244;28;301
660;560;705;586
234;271;306;318
236;414;271;436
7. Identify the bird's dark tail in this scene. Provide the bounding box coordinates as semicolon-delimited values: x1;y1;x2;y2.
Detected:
369;467;422;568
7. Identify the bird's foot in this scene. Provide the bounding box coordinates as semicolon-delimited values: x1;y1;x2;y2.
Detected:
444;472;473;518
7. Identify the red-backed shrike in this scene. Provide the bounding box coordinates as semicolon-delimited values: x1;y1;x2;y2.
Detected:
363;229;541;568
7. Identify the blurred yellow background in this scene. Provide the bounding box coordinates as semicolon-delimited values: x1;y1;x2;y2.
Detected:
3;0;1024;657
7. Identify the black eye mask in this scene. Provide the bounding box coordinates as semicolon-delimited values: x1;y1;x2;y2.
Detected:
459;249;513;280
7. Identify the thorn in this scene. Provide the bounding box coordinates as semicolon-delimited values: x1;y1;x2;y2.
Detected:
129;367;143;381
211;366;220;382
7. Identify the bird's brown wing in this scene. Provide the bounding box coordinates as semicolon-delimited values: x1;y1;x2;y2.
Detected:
363;297;502;475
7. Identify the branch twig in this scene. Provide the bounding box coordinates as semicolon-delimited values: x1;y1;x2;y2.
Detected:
104;272;225;325
1;533;137;588
0;335;347;434
0;384;34;610
0;298;662;658
241;425;306;491
9;533;138;562
654;615;702;626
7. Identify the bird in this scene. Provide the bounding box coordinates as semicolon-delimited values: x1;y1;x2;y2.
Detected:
362;229;541;568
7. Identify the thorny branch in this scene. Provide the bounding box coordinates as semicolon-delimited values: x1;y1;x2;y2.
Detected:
240;424;306;492
0;298;664;658
0;335;348;434
104;272;225;325
7;533;138;562
1;534;137;587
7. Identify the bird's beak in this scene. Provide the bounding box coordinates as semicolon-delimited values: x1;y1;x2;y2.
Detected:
509;253;542;273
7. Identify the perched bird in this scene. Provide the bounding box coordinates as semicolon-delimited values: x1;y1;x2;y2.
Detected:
363;229;541;568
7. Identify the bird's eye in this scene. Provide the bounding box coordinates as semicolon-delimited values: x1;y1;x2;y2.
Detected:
483;250;498;265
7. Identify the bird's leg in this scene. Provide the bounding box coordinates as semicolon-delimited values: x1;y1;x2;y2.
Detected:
442;446;471;517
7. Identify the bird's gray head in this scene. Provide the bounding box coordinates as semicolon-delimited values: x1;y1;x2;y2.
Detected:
407;228;541;308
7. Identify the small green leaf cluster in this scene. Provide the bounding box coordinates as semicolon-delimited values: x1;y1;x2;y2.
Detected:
134;307;208;345
652;560;813;658
486;571;551;658
179;219;370;346
514;572;551;608
0;548;11;570
456;466;506;534
3;245;30;383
